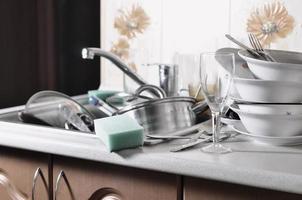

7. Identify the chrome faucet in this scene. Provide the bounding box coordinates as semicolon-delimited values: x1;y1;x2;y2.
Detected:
82;47;147;86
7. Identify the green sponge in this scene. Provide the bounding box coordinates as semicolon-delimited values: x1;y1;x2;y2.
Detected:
94;114;144;151
88;89;119;100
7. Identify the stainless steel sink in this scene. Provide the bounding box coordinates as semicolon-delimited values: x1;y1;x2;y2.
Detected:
0;94;96;131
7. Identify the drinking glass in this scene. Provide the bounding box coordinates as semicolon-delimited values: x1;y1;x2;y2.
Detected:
199;52;235;153
172;53;204;101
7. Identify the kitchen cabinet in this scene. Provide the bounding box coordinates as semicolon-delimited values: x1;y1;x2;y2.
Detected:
0;147;49;200
53;156;179;200
1;145;302;200
183;177;302;200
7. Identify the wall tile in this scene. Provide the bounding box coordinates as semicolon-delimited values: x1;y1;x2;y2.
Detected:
100;0;302;89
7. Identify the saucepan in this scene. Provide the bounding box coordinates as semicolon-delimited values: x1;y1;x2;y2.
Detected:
115;85;206;135
82;48;208;135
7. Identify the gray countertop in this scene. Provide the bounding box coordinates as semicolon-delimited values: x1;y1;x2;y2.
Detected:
0;104;302;195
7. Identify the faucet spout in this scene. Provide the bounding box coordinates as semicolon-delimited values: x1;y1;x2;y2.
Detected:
82;47;147;86
81;48;95;59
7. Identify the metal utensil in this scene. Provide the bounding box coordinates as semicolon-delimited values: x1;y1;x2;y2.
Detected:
248;33;276;62
143;121;210;145
225;34;261;58
89;95;118;116
170;133;231;152
170;131;210;152
59;104;92;132
146;134;207;140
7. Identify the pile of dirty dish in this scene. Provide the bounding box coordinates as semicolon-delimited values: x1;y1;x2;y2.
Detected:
222;48;302;146
18;49;210;151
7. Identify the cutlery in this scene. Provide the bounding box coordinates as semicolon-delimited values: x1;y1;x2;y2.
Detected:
170;133;232;152
225;34;261;58
146;134;209;140
248;33;276;62
59;104;92;132
170;131;207;152
144;120;212;145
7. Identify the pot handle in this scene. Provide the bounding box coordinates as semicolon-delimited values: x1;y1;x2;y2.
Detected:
134;84;167;99
191;100;208;115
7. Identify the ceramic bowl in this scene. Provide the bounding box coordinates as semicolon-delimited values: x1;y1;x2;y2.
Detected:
237;104;302;115
233;77;302;103
238;49;302;82
230;104;302;137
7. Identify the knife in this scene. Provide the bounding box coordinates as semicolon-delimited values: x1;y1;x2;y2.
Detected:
170;131;212;152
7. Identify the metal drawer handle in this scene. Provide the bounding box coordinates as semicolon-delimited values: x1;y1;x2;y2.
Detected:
32;167;48;200
54;170;75;200
0;168;29;200
89;188;123;200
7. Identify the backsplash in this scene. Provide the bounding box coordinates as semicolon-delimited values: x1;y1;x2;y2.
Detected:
100;0;302;90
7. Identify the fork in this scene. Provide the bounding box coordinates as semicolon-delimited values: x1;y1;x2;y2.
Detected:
248;33;276;62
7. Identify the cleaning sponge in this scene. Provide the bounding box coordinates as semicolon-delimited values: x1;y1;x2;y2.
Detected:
88;89;119;100
94;114;144;151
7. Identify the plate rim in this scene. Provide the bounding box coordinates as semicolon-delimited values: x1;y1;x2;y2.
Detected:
230;120;302;140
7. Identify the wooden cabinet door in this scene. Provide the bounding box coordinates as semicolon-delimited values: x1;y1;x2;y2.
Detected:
0;147;49;200
184;177;302;200
53;156;179;200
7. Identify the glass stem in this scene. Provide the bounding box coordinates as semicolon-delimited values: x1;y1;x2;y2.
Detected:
211;111;221;144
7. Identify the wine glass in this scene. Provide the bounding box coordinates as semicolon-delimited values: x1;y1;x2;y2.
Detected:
199;52;235;154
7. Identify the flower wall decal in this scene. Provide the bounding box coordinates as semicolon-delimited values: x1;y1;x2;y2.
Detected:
110;4;150;72
114;5;150;39
247;1;295;47
110;38;130;60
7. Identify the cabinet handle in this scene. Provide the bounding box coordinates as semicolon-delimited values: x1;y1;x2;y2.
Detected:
54;170;75;200
89;188;123;200
32;167;48;200
0;168;29;200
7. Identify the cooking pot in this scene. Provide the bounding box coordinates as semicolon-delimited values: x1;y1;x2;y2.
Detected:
115;85;207;135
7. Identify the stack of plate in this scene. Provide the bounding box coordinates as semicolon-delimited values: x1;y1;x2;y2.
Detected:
218;48;302;145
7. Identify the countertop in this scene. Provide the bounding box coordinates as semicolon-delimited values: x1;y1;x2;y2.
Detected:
0;103;302;195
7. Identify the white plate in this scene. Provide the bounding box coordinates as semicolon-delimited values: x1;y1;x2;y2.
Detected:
216;47;256;79
230;95;254;103
229;95;268;104
229;94;302;104
230;120;302;146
